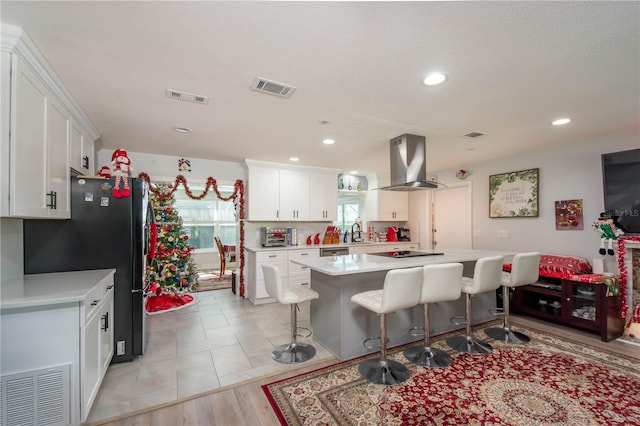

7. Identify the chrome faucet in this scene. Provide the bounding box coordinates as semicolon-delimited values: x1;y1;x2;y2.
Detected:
351;222;362;242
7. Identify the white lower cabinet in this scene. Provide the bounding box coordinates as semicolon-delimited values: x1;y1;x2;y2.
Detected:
247;250;288;304
80;283;114;421
287;248;319;289
247;248;320;304
0;270;115;426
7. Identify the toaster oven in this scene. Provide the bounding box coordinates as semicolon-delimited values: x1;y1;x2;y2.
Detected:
260;227;287;247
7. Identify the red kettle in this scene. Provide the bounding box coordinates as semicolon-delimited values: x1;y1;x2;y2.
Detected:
387;226;399;242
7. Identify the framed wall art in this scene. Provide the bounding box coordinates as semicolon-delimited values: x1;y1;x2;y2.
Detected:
489;168;539;218
555;199;584;230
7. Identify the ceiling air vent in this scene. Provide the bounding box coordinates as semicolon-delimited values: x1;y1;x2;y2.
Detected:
165;89;209;105
465;131;484;138
251;77;296;98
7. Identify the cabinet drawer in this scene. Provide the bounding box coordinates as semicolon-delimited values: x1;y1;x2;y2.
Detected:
288;249;319;260
256;261;287;281
256;251;287;262
81;286;103;326
289;275;311;289
289;262;311;277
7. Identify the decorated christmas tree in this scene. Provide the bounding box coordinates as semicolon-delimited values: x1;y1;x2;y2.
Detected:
146;183;198;295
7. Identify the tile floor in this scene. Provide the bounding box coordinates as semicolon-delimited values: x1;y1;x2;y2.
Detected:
87;289;336;423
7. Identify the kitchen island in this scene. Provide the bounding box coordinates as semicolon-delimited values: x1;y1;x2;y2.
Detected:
291;249;513;360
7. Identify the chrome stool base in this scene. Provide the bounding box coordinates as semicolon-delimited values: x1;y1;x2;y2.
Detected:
272;342;316;364
446;335;493;355
358;358;410;385
484;327;530;344
404;345;452;368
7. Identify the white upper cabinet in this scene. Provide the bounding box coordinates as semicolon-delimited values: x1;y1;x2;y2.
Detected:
247;164;280;220
1;53;70;218
245;160;339;222
366;189;409;221
309;172;338;221
70;118;95;176
279;169;310;221
1;25;99;219
46;94;71;218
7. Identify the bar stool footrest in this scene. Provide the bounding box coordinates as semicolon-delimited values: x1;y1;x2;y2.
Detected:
408;326;425;337
295;327;312;338
363;336;389;350
450;316;466;326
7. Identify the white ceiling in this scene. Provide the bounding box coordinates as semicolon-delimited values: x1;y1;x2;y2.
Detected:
2;1;638;178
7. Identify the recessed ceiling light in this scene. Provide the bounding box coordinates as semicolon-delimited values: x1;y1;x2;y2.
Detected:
289;157;299;162
552;118;571;126
423;72;447;87
322;138;335;145
173;126;192;133
350;171;358;174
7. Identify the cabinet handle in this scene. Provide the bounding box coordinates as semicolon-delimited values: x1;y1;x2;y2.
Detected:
46;191;57;209
91;299;100;306
106;285;114;290
101;312;109;331
82;156;89;169
301;253;309;256
566;298;570;302
268;255;277;258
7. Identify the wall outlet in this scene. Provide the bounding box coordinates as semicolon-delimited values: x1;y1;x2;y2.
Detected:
117;340;125;356
473;230;481;238
497;230;510;239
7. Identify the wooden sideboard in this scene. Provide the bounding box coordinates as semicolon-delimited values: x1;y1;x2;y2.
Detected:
511;278;625;342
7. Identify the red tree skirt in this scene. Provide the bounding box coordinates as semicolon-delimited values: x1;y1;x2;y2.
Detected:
145;293;197;315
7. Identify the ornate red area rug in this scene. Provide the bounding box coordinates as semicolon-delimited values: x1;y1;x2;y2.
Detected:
263;322;640;425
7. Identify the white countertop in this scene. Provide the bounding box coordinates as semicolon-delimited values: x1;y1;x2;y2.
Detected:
290;249;514;276
245;241;413;253
0;269;116;310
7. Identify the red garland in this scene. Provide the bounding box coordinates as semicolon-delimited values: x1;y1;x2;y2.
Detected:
138;172;246;298
148;223;157;260
616;236;640;318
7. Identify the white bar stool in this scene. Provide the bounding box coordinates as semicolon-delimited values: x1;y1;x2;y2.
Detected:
351;267;423;385
485;252;541;344
404;263;464;368
445;255;504;355
262;263;319;364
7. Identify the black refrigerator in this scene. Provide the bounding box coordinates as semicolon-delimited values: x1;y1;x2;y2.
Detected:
23;177;151;363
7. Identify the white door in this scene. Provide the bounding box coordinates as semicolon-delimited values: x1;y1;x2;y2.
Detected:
432;182;472;250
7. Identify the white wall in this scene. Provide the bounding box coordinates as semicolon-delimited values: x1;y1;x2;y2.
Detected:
415;129;639;261
96;149;245;184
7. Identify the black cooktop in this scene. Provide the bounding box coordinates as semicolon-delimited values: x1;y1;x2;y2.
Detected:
370;251;444;258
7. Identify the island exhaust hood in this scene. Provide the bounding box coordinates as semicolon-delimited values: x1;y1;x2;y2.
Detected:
379;134;439;191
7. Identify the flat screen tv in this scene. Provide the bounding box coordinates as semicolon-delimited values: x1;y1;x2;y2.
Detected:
601;148;640;234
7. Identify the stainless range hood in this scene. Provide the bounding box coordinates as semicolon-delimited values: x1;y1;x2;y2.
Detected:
379;134;438;191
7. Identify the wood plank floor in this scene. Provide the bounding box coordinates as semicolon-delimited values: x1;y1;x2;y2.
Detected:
90;315;639;426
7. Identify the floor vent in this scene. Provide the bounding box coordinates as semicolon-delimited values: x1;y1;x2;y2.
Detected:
1;365;70;426
165;89;209;105
251;77;296;98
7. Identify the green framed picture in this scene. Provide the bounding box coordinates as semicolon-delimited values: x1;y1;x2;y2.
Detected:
489;168;539;218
